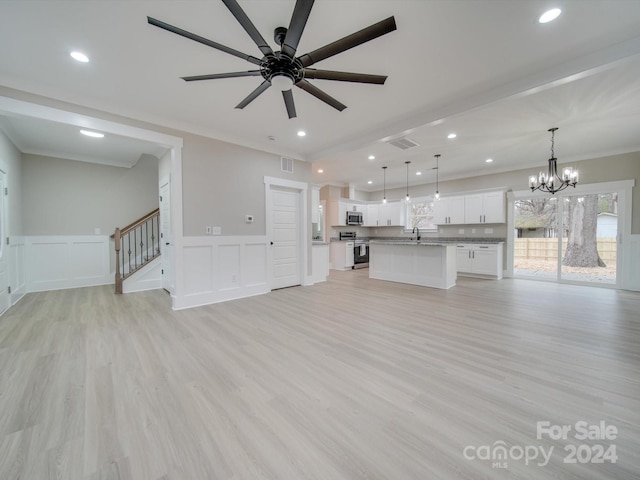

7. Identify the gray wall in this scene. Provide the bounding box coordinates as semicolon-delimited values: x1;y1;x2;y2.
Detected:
0;129;23;236
181;132;312;236
21;153;159;235
370;152;640;234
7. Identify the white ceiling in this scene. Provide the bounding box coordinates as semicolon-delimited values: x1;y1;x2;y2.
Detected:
1;1;640;188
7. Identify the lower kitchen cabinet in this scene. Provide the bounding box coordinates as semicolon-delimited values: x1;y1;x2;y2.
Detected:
456;243;503;279
330;241;354;270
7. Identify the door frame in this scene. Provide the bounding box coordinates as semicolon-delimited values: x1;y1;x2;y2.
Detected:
0;95;185;308
264;176;309;290
507;179;634;289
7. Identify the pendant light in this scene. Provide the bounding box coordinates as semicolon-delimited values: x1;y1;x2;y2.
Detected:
434;154;441;200
382;166;388;204
529;127;578;194
405;160;411;203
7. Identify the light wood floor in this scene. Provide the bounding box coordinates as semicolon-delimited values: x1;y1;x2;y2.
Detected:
1;271;639;479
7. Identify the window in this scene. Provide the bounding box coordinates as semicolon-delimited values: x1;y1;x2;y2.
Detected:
406;195;437;231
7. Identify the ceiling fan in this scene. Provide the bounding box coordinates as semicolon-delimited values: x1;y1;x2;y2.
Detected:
147;0;396;119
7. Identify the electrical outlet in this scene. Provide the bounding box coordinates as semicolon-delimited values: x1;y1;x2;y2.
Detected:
458;228;464;234
205;226;212;235
484;227;494;234
211;226;221;235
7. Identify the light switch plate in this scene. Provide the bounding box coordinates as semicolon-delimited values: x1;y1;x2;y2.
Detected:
245;215;254;223
205;226;212;235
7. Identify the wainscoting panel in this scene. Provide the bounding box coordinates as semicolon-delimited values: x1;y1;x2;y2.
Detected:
26;236;111;292
244;242;267;287
9;237;26;305
217;244;241;291
175;236;269;310
624;234;640;291
183;243;214;296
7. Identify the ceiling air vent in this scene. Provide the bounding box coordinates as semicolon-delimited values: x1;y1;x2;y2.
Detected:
387;137;420;150
281;156;294;173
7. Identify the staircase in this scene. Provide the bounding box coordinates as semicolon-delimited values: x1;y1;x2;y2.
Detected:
114;208;160;294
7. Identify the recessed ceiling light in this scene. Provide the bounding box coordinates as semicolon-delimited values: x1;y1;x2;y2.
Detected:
416;171;422;175
317;169;324;173
539;8;561;24
80;129;104;138
367;180;373;184
368;155;375;160
447;133;457;139
297;130;306;137
486;158;494;163
70;51;89;63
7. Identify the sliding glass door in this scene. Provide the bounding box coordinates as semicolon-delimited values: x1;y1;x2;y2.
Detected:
513;190;619;286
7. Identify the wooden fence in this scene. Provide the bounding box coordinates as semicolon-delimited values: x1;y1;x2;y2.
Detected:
514;238;617;263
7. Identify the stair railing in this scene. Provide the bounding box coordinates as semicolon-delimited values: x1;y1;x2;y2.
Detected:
114;208;160;293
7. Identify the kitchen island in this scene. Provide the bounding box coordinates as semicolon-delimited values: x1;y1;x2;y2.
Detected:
369;241;457;289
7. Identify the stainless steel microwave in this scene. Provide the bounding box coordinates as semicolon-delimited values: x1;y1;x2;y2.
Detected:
346;211;363;225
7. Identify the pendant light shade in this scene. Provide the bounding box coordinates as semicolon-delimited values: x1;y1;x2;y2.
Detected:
529;127;578;194
405;161;411;203
382;166;387;204
434;154;441;200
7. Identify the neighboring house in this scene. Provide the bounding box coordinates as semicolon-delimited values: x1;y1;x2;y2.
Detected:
597;212;618;238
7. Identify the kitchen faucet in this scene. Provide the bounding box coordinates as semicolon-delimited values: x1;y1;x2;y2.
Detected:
412;227;421;241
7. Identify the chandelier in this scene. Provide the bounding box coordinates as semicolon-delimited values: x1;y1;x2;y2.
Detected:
529;127;578;194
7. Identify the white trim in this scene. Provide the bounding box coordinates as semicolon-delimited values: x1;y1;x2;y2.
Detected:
264;176;310;288
25;235;112;292
173;235;269;310
0;95;185;309
508;179;635;289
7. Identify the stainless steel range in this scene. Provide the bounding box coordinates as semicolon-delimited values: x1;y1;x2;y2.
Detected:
340;231;369;269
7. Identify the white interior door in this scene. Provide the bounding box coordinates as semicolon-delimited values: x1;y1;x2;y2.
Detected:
0;170;8;314
160;180;172;292
271;186;301;289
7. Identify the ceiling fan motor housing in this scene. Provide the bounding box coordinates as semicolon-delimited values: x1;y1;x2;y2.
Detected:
261;51;304;86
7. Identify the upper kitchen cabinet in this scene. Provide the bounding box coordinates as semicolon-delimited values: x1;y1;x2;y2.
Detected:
433;196;465;225
464;191;505;224
365;204;379;227
329;200;365;226
379;201;405;227
312;187;320;224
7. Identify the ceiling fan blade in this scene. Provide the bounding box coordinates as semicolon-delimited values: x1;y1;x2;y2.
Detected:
182;70;263;82
282;89;297;119
221;0;274;57
303;68;387;84
236;80;271;109
298;16;396;68
147;17;262;66
296;79;346;111
281;0;315;58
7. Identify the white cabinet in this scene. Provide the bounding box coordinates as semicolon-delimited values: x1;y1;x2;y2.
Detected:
311;243;329;283
312;187;320;224
330;241;354;270
433;196;465;225
365;204;379;226
464;191;505;224
378;201;405;226
456;243;503;279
